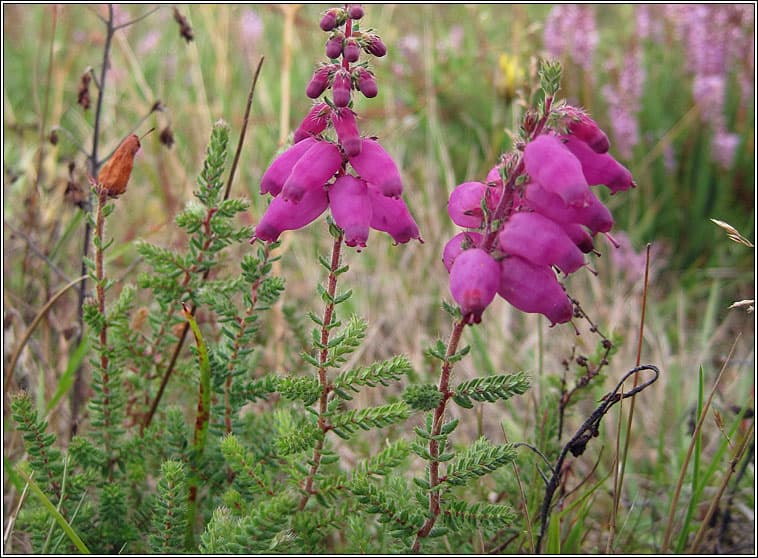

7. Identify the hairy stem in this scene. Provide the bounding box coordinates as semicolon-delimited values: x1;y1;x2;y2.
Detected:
298;232;344;511
73;5;115;437
411;318;466;553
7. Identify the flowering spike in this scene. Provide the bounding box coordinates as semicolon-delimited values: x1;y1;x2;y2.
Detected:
294;103;330;143
443;232;483;272
281;141;343;203
562;136;635;194
348;139;403;198
497;256;573;325
332;108;362;158
329;175;371;248
367;184;421;243
260;137;318;196
498;212;585;274
449;248;500;325
524;134;591;208
252;184;329;242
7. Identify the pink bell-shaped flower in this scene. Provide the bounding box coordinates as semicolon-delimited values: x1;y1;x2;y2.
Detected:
498;256;573;325
332;108;362;158
524;134;591;208
260;137;318;196
498;211;585;274
252;183;329;242
562;136;635;194
447;181;501;229
348;139;403;198
564;108;610;153
307;65;334;99
329;175;372;248
281;141;343;203
293;103;330;143
524;182;613;234
561;222;595;254
443;231;482;272
367;183;421;243
449;248;500;325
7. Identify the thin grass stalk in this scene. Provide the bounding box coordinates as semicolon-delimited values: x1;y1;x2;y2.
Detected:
659;335;741;553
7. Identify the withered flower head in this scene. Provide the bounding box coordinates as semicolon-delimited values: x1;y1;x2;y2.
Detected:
77;71;91;110
159;126;174;148
173;8;194;42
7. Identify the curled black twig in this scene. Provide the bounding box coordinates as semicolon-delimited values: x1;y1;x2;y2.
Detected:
533;364;661;553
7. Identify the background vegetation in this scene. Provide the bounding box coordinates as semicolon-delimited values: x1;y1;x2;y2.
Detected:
3;4;754;554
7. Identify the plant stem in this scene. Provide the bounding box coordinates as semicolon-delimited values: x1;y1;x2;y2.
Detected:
411;318;466;553
73;4;115;438
298;232;344;511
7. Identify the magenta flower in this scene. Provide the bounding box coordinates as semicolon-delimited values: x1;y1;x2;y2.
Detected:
562;136;635;194
498;211;585;274
294;103;330;143
343;38;361;62
447;181;500;228
524;135;591;208
364;34;387;57
561;222;595;253
498;256;573;325
367;184;421;244
332;69;352;107
563;107;610;153
348;139;403;198
329;175;372;248
524;181;613;234
260;137;318;196
307;65;335;99
449;248;500;325
347;4;364;20
320;8;343;32
443;231;482;272
332;108;362;158
281;141;343;203
325;33;344;59
355;68;378;98
252;183;329;242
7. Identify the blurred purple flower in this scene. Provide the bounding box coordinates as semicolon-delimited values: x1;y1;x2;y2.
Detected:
240;10;263;53
543;5;597;71
137;30;161;56
711;130;740;168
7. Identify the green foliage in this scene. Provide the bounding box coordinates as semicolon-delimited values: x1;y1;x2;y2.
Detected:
330;402;411;440
441;500;515;530
278;376;321;406
350;477;425;540
402;383;443;411
333;355;414;400
149;460;188;554
452;371;531;409
443;437;517;487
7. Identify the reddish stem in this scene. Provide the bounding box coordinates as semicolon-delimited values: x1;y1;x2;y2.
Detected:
411;319;467;553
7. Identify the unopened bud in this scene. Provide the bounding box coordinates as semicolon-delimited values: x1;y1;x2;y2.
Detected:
364;34;387;57
325;32;344;59
355;68;378;98
343;38;361;63
332;69;352;107
347;4;364;19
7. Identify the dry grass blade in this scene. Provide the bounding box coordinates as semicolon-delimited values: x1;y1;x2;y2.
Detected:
710;218;754;247
4;275;88;394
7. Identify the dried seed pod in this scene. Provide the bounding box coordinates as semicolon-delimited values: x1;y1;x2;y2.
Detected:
77;72;91;110
174;8;194;42
97;134;141;198
159;126;174;148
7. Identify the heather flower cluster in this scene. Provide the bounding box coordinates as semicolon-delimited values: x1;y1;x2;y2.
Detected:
252;5;420;249
444;99;635;326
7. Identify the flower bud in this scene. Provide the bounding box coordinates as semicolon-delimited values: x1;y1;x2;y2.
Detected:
447;181;501;228
524;182;613;234
564;107;610;153
498;256;573;325
443;232;482;272
332;108;362;158
364;34;387;57
329;175;371;248
562;137;635;194
348;4;364;19
325;33;344;59
307;65;334;99
332;69;352;107
367;184;421;244
343;38;361;63
252;183;329;242
348;139;402;198
449;248;500;325
498;211;585;274
486;164;504;188
281;141;343;203
524;134;591;208
294;103;330;143
355;68;378;98
260;137;318;196
320;8;344;32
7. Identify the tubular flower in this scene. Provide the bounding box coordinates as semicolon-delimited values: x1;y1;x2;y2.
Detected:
253;184;329;242
260;137;318;196
281;141;343;203
449;248;500;324
329;175;372;248
294;103;330;143
524;134;591;208
561;136;635;194
348;139;403;198
447;181;501;228
332;108;362;158
498;256;573;325
367;184;421;244
443;231;483;272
